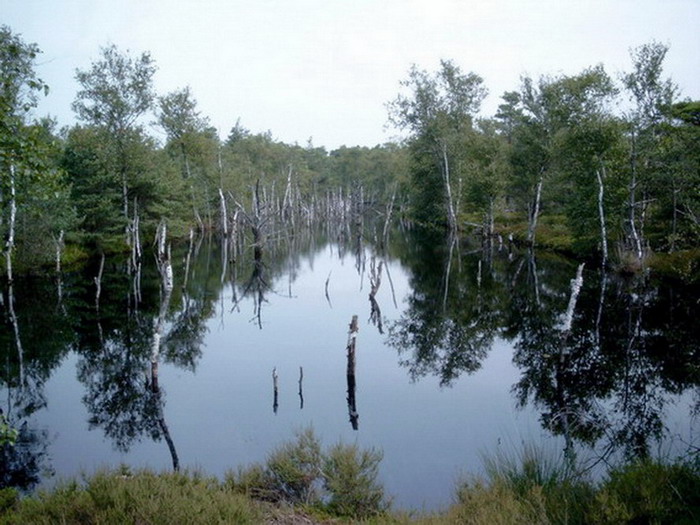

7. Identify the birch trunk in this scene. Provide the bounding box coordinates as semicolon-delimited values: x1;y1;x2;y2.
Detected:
151;221;178;470
94;252;105;311
628;133;643;260
8;283;24;389
440;143;458;232
562;263;585;335
218;188;228;237
5;164;17;282
527;174;543;246
596;167;608;264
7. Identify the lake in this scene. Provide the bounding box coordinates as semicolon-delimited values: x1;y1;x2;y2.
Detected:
1;224;698;511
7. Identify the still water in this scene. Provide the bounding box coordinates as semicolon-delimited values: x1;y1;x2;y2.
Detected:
1;226;698;510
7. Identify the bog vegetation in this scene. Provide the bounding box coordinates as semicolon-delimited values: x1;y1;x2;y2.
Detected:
0;430;698;524
0;25;698;280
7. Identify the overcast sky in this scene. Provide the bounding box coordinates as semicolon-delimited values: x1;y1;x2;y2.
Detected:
4;0;700;149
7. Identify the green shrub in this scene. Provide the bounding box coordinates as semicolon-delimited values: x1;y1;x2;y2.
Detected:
595;459;700;525
265;427;323;504
0;489;18;515
323;441;386;518
0;470;261;524
226;428;389;518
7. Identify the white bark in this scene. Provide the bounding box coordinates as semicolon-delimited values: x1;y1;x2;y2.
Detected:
94;252;105;311
382;186;397;245
54;230;65;274
562;263;585;334
596;167;608;264
8;283;24;389
151;220;177;470
152;221;174;366
440;143;458;232
5;164;17;282
218;188;228;237
629;134;643;260
527;175;543;245
184;227;194;289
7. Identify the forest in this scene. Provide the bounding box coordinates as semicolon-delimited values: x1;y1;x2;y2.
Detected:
1;25;699;279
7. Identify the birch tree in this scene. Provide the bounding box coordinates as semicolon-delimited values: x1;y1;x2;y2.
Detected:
157;87;211;231
72;44;156;243
622;42;678;262
388;60;487;231
0;26;48;279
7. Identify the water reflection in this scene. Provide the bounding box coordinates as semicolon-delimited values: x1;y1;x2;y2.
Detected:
1;279;66;491
387;231;496;386
389;229;700;464
0;224;697;499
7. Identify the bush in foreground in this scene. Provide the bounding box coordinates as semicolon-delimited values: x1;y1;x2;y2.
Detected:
226;428;387;519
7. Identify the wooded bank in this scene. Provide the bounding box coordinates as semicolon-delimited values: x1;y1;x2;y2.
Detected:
1;27;698;281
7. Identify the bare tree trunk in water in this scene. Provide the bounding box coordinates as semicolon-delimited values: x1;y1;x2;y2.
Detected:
272;368;279;414
219;188;228;237
298;367;304;410
381;186;397;249
346;315;359;430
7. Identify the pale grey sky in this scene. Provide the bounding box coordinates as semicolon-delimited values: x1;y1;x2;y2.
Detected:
4;0;700;149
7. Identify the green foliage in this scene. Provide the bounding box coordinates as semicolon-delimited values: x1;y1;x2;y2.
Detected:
72;44;156;133
595;459;700;525
0;469;262;524
227;428;388;518
450;449;700;525
0;415;18;447
265;427;323;504
323;442;386;518
388;60;488;229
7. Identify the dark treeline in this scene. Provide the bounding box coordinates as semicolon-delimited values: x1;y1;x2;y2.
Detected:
1;26;699;278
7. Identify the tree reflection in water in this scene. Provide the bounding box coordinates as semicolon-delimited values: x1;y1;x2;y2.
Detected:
0;226;697;493
389;229;700;463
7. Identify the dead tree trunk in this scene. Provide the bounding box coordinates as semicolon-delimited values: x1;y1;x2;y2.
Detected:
272;367;279;414
298;366;304;410
219;188;228;237
346;315;359;430
381;186;397;249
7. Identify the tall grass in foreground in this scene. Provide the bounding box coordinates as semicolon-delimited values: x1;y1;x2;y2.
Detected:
0;469;262;525
448;444;700;525
1;434;698;524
